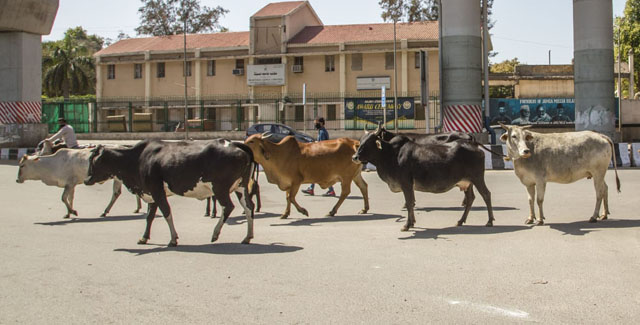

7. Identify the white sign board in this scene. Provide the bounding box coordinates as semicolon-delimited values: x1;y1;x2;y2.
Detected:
357;76;390;90
247;64;285;86
381;86;386;107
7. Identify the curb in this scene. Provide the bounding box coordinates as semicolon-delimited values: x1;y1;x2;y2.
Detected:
0;148;36;160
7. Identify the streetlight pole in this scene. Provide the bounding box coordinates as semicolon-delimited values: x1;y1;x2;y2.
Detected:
617;18;622;132
393;19;398;132
183;2;189;140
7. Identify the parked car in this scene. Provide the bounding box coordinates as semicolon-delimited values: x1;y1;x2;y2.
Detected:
245;123;315;143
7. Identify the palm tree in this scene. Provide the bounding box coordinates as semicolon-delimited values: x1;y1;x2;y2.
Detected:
42;37;95;98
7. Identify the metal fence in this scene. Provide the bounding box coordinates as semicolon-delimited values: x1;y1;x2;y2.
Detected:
42;91;442;134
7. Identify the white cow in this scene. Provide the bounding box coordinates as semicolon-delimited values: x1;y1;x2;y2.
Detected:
500;124;620;225
35;139;142;217
16;148;141;218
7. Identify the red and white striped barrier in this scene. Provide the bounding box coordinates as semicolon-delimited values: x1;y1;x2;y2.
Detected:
443;104;483;133
0;102;42;124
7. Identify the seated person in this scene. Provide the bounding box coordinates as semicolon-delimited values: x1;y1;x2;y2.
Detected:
47;118;79;149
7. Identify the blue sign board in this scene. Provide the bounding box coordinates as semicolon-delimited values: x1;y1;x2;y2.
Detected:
344;97;414;129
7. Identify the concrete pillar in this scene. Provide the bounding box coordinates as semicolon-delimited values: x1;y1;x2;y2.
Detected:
401;50;408;95
339;52;346;95
194;48;201;100
629;50;635;98
96;57;103;100
441;0;483;133
573;0;615;138
0;32;42;102
144;51;151;101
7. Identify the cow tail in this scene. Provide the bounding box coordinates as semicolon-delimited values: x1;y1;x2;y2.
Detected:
469;136;507;158
604;135;621;193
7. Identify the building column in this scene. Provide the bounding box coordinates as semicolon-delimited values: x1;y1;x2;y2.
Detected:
573;0;615;138
95;57;103;100
441;0;483;133
339;53;346;95
401;49;408;95
144;51;151;102
194;48;202;102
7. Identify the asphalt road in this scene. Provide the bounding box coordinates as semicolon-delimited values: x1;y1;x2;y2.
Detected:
1;161;639;323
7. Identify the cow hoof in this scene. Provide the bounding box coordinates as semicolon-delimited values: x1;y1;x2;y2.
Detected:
133;209;140;213
301;209;309;217
71;210;78;216
100;213;107;218
327;211;336;217
63;214;70;219
485;221;493;227
599;215;608;220
456;220;464;227
137;238;148;245
241;237;252;244
204;213;210;217
536;220;544;226
401;225;410;232
525;218;535;225
280;214;289;219
256;208;261;212
588;217;598;223
168;241;178;247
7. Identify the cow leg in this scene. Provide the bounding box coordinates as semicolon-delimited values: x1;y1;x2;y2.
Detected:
328;182;350;217
101;179;122;217
288;183;309;217
134;196;142;213
213;195;217;218
591;176;607;222
535;181;547;225
401;187;416;231
474;179;495;227
353;172;370;214
138;203;158;244
61;185;74;218
456;185;475;226
67;186;78;217
281;190;292;219
212;192;234;242
154;195;179;247
204;197;211;217
252;183;261;212
601;179;610;220
525;184;536;224
235;186;255;244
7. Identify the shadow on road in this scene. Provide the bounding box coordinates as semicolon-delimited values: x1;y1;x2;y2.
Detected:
414;206;518;212
547;218;640;236
35;214;145;226
114;242;303;256
272;213;401;227
399;225;531;240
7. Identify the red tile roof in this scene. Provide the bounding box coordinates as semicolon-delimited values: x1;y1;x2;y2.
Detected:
289;22;438;44
95;32;249;56
252;1;305;17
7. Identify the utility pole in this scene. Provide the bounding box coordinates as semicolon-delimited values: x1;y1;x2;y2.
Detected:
393;19;398;132
183;1;189;140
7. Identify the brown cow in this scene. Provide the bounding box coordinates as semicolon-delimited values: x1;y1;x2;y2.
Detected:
244;134;369;218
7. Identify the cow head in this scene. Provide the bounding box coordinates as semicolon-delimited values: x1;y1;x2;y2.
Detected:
500;123;533;159
353;131;383;165
244;134;271;163
84;145;110;185
16;154;38;183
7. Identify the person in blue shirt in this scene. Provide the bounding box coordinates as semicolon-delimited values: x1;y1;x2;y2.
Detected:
302;117;336;196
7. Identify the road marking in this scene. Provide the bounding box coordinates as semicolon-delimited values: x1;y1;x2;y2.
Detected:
448;299;529;319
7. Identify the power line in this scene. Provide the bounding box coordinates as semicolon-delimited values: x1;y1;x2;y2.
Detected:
492;35;571;49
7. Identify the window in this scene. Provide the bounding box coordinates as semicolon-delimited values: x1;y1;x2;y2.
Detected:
351;53;362;71
385;52;395;70
207;60;216;76
294;105;304;122
107;64;115;79
235;59;245;69
134;63;142;79
157;62;165;78
325;55;335;72
183;61;192;77
414;52;421;69
415;103;425;120
294;56;303;66
327;104;337;121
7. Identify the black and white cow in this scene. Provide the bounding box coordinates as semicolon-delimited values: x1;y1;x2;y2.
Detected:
352;127;495;231
204;167;261;217
84;139;256;246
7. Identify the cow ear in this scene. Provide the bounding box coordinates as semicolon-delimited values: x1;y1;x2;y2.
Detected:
376;140;382;150
33;157;39;162
525;132;533;142
500;133;509;143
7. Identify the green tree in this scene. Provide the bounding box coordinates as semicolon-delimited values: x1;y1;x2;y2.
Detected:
135;0;229;36
615;0;640;98
378;0;494;29
490;58;520;74
42;28;98;98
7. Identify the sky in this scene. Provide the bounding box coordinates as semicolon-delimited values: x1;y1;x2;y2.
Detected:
43;0;627;65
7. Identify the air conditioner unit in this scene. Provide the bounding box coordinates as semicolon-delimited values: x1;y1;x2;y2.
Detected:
232;68;244;75
292;65;303;73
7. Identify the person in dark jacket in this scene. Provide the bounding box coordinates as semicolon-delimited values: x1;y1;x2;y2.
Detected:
302;117;336;196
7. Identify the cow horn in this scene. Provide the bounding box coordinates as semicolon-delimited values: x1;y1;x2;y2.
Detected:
363;123;369;135
521;125;532;129
263;132;273;139
499;122;509;130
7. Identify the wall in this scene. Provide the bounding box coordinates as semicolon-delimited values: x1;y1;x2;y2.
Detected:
200;58;248;95
287;54;339;94
0;124;49;148
517;79;574;98
101;63;146;98
252;17;282;55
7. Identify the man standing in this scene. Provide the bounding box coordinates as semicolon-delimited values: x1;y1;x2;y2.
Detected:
512;105;531;125
302;117;336;196
47;118;79;149
531;104;552;123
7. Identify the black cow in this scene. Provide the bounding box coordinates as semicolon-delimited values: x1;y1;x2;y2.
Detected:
84;139;256;246
352;127;495;231
204;167;262;217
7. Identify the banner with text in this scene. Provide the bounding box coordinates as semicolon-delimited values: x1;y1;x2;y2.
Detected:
344;97;414;129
